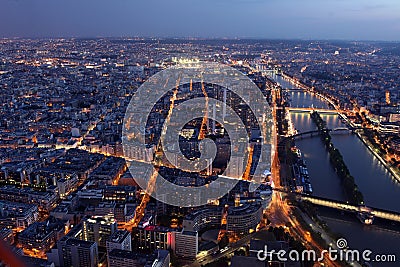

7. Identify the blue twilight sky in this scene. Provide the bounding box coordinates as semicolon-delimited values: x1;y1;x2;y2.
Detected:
1;0;400;40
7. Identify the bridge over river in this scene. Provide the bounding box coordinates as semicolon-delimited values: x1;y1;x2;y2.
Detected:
271;187;400;224
287;107;342;115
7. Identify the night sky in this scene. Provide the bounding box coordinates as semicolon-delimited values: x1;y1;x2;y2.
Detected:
1;0;399;40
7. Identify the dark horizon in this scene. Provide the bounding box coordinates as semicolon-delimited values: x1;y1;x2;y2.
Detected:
2;36;400;43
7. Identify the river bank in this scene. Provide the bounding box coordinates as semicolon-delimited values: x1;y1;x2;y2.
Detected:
280;71;400;184
355;131;400;183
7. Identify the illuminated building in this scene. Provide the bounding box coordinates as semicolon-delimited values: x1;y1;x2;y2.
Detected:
103;186;136;202
226;203;263;235
47;236;98;267
82;216;117;247
0;186;58;212
0;200;38;230
136;226;178;251
174;230;198;259
18;217;66;256
182;203;263;235
235;194;241;207
182;206;222;232
386;90;391;105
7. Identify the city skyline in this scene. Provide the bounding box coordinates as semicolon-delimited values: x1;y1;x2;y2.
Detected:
1;0;400;41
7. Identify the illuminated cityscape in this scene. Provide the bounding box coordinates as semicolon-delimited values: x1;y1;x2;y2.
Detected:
0;37;398;267
1;1;400;267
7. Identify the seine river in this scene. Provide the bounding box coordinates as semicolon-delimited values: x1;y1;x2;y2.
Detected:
270;73;400;266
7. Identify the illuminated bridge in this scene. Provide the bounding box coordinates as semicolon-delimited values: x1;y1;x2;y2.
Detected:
287;107;342;115
300;194;400;223
271;188;400;224
280;88;307;91
287;128;353;139
277;128;357;145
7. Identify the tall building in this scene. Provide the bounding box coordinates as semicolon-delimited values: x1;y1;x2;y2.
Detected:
47;236;98;267
82;216;117;247
175;230;198;259
106;230;132;255
136;226;178;251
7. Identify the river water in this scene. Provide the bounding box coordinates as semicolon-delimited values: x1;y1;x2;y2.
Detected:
270;73;400;266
